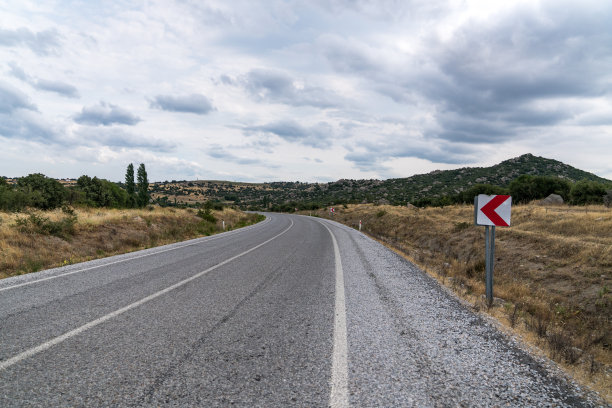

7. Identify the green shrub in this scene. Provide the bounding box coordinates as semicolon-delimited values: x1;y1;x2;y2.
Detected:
509;175;571;203
569;180;607;205
604;190;612;208
15;212;77;240
197;208;216;223
75;175;129;208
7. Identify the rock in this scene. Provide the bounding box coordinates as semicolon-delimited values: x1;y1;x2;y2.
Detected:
538;194;564;206
406;203;418;210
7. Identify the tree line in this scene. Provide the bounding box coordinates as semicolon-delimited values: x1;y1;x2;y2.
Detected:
411;175;612;208
0;164;150;211
255;175;612;212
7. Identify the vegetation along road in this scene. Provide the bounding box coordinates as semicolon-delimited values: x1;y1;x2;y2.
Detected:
0;214;604;406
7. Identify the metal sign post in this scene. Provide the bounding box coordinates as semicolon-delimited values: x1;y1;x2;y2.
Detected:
484;225;495;303
475;194;511;305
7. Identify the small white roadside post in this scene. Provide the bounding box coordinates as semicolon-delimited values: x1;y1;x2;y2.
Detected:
474;194;512;305
222;220;225;230
359;220;362;231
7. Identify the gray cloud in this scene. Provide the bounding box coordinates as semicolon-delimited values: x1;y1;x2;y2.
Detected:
344;132;477;173
8;62;29;81
0;82;37;113
0;27;61;55
241;69;340;108
432;116;512;144
421;4;612;142
76;128;175;152
313;0;448;21
7;62;79;98
74;102;141;126
319;35;379;75
34;79;79;98
150;94;214;115
219;74;235;85
207;145;275;167
304;157;324;163
0;83;58;143
343;151;390;173
0;111;56;143
244;120;333;148
318;2;612;148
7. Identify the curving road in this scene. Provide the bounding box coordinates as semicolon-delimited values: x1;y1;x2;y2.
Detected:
0;214;602;407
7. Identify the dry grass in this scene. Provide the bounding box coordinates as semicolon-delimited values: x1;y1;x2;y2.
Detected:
0;206;263;280
309;203;611;403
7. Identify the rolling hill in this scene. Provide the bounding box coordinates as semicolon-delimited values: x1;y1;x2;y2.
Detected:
149;154;611;208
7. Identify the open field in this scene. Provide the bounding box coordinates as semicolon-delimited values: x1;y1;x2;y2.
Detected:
309;203;611;402
0;206;264;280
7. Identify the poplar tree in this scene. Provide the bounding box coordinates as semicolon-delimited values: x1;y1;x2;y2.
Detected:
125;163;136;207
137;163;150;207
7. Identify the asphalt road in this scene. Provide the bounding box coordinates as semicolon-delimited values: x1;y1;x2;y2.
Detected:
0;213;603;407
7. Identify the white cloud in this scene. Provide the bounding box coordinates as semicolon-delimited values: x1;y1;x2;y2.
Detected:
0;0;611;182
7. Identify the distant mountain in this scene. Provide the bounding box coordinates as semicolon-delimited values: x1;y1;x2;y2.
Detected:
149;154;611;208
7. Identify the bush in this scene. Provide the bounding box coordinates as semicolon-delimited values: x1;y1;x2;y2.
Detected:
204;200;224;211
197;208;216;223
604;190;612;208
0;184;36;211
569;180;607;205
15;212;77;240
75;175;129;208
509;175;571;203
16;173;67;210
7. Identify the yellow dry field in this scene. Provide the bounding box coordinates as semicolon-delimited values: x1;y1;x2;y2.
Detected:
310;203;611;402
0;206;262;280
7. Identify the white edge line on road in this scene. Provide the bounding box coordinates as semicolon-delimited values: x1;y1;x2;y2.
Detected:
0;215;272;293
0;218;292;372
319;220;349;408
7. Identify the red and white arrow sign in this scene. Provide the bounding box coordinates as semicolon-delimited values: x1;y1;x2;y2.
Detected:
475;195;512;227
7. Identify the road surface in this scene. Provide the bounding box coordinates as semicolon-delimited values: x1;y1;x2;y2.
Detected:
0;213;602;407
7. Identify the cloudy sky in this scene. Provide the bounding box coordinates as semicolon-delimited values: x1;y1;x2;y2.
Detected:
1;0;611;182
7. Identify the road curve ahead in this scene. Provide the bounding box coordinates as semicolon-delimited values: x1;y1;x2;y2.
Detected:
0;214;602;407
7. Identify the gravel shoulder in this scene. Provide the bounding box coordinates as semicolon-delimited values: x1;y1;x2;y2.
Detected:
320;217;606;407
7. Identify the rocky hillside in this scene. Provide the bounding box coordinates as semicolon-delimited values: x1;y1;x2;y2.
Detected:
149;154;611;208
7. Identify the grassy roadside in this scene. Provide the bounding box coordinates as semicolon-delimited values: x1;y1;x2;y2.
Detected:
308;203;611;403
0;206;265;280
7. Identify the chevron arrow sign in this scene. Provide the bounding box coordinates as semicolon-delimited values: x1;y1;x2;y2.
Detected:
475;194;512;227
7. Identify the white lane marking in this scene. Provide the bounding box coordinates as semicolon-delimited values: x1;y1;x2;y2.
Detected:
0;218;292;371
0;216;271;293
319;221;349;408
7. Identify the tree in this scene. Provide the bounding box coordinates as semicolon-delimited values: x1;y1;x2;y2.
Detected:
137;163;150;207
569;180;607;205
76;176;128;208
509;175;571;203
125;163;136;207
604;190;612;208
16;173;66;210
